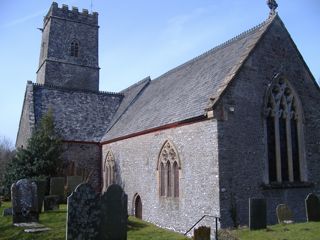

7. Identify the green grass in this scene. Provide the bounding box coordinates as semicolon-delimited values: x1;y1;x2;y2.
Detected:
220;222;320;240
0;201;189;240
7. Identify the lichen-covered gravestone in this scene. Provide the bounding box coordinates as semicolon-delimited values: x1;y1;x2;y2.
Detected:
276;204;293;224
99;184;128;240
11;179;39;223
67;183;100;240
49;177;65;202
249;198;267;230
194;226;211;240
305;193;320;222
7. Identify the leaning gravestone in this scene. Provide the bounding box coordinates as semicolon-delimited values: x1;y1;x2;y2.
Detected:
11;179;39;223
194;226;211;240
99;184;128;240
249;198;267;230
67;183;100;240
276;204;293;224
305;193;320;222
49;177;65;202
66;176;82;196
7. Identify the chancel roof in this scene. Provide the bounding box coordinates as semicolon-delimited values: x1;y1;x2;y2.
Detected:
102;15;278;142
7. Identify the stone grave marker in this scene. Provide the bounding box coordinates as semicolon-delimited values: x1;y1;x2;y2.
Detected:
249;198;267;230
66;176;82;196
11;179;39;223
194;226;211;240
44;195;60;211
36;180;47;213
49;177;65;202
66;183;100;240
276;204;293;224
3;208;12;216
99;184;128;240
305;193;320;222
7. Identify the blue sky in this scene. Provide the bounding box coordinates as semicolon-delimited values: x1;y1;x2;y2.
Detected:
0;0;319;144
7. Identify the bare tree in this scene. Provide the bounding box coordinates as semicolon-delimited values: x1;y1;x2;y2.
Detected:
0;136;15;185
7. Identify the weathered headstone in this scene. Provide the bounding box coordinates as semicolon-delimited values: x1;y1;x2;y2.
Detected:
36;180;47;213
44;195;60;211
49;177;65;202
99;184;128;240
305;193;320;222
249;198;267;230
67;183;100;240
194;226;211;240
11;179;39;223
3;208;12;216
66;176;82;196
276;204;293;224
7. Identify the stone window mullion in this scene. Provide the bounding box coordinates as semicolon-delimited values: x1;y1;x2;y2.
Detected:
286;113;294;182
274;110;282;182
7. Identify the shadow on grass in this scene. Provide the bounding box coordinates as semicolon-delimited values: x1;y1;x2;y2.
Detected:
128;219;149;232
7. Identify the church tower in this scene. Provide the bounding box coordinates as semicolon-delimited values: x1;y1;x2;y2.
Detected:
36;2;99;91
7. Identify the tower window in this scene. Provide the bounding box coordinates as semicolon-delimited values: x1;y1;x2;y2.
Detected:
264;76;305;183
70;40;79;57
158;141;181;198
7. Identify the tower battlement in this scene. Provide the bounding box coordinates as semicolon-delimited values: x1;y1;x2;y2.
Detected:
44;2;98;26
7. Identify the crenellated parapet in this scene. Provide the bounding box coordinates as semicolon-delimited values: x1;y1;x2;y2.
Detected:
44;2;98;26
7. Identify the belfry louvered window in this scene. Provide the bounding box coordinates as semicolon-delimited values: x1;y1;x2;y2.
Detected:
264;75;305;183
103;151;115;191
70;40;79;57
158;141;180;198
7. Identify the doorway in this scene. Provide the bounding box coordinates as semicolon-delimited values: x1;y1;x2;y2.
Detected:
134;194;142;219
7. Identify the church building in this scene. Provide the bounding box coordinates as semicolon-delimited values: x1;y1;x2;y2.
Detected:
16;1;320;233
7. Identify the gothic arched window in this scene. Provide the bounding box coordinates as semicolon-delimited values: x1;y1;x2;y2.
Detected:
103;151;115;191
70;40;79;57
157;141;181;197
264;75;305;183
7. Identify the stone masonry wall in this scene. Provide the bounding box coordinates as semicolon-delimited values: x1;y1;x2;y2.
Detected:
102;120;220;235
61;142;101;191
16;82;35;148
217;17;320;227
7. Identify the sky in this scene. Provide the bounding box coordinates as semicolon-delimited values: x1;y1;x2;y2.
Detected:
0;0;319;145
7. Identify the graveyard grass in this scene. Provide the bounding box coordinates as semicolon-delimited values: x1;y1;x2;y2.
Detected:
1;201;320;240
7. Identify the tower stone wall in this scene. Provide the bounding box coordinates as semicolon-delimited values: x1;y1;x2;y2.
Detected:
36;2;99;91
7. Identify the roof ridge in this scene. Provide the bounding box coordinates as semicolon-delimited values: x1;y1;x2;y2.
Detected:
32;82;124;97
120;76;151;93
152;15;275;82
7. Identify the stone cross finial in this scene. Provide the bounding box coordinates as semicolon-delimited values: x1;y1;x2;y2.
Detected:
267;0;278;15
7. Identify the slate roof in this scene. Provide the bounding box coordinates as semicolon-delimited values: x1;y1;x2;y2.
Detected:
102;14;278;142
32;83;123;142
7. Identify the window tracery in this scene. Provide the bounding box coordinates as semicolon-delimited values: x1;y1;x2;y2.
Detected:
264;76;305;183
70;40;79;57
158;141;180;197
104;151;115;191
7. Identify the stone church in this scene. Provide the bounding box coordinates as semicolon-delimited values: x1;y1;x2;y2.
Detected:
17;1;320;233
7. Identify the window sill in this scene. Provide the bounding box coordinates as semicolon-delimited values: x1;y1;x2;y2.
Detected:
261;182;314;190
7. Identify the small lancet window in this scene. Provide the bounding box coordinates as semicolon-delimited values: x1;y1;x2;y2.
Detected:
70;40;79;57
264;76;305;184
158;141;181;198
104;151;115;191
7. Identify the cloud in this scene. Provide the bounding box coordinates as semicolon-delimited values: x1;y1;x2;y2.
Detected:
1;9;46;29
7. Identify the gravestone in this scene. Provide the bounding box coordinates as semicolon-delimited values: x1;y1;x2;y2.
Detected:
67;183;100;240
305;193;320;222
44;195;60;211
249;198;267;230
66;176;82;196
11;179;39;223
99;184;128;240
194;226;211;240
3;208;12;216
276;204;293;224
49;177;65;202
36;180;47;213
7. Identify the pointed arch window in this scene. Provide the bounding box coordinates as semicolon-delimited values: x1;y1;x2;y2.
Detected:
157;141;181;198
70;40;79;57
264;75;305;183
103;151;115;191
